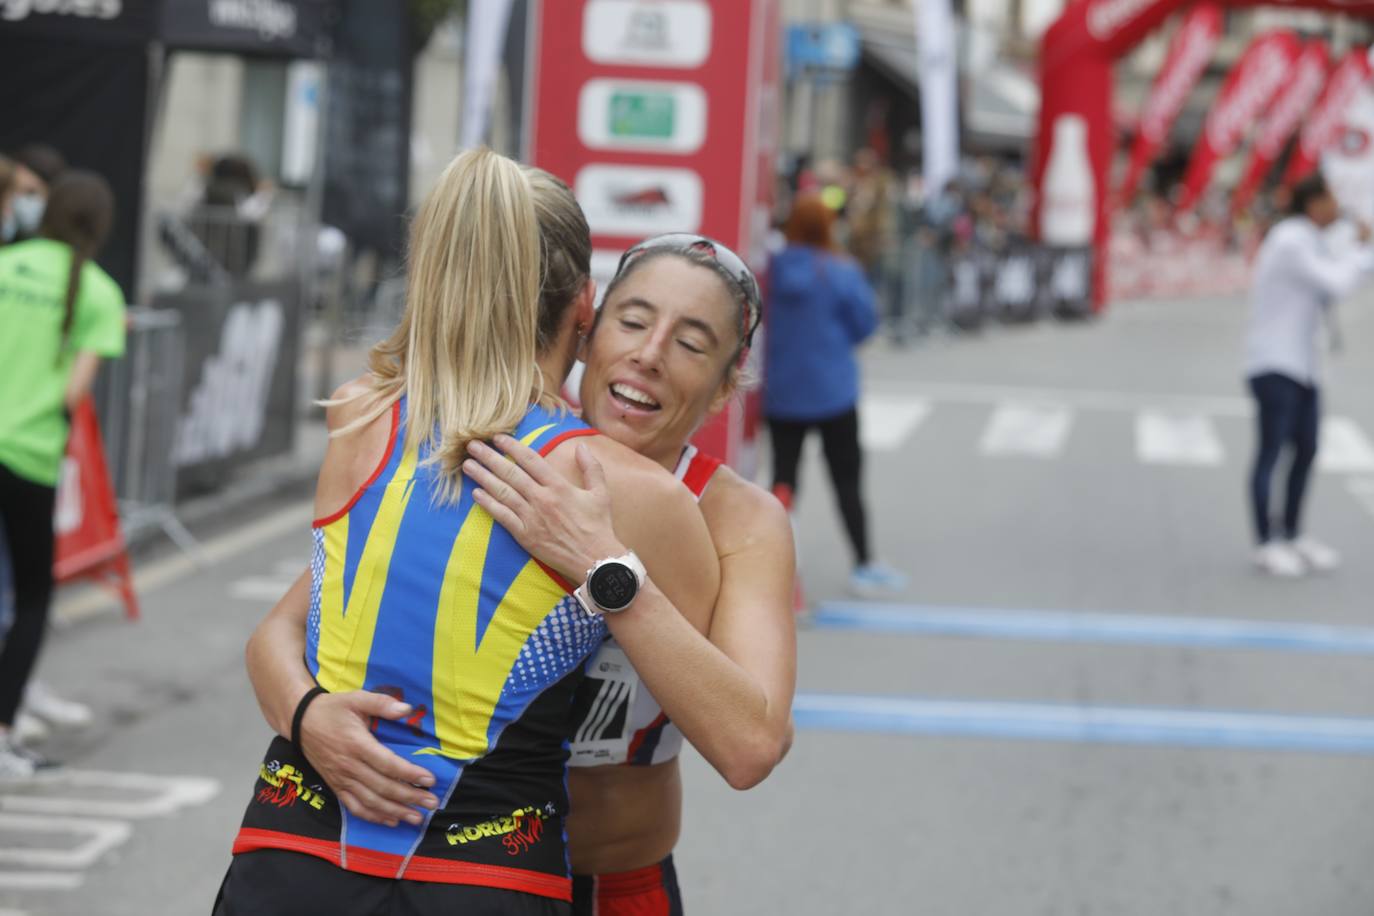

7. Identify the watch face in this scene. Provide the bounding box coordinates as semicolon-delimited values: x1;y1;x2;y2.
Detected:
588;562;638;611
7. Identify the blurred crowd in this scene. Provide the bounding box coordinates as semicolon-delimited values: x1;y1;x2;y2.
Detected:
779;149;1033;343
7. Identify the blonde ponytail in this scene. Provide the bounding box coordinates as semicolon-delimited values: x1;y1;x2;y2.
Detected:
333;148;546;504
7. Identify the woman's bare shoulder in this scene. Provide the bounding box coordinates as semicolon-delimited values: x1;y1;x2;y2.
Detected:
324;374;382;432
698;467;791;551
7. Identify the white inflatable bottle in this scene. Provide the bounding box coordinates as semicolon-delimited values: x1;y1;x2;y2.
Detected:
1040;114;1095;247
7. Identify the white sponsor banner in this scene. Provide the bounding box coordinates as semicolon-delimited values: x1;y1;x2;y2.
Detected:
583;0;711;68
590;249;621;302
577;79;707;154
1322;84;1374;226
460;0;515;148
575;164;703;237
916;0;958;195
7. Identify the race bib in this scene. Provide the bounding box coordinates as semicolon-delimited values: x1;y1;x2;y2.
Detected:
568;642;639;766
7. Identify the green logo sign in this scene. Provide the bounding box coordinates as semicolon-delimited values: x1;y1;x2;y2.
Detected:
609;91;676;139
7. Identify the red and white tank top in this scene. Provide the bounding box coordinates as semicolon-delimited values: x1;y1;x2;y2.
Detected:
567;445;723;768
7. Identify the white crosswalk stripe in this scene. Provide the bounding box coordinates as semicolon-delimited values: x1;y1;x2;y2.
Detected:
858;397;931;451
1134;411;1225;466
860;395;1374;483
1319;417;1374;473
978;403;1074;458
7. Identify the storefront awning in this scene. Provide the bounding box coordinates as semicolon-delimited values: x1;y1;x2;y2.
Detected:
856;19;1039;152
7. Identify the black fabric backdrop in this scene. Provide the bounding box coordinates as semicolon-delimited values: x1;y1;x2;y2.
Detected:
160;0;335;58
321;0;412;258
0;0;342;299
0;31;149;299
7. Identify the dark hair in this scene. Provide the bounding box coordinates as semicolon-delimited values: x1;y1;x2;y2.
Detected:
38;170;115;357
14;143;67;186
209;154;259;199
783;191;838;250
597;247;755;388
1290;174;1330;217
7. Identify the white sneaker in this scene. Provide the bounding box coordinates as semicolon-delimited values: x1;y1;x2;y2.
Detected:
24;682;92;729
11;711;49;745
0;734;37;782
1289;536;1341;573
1254;542;1306;578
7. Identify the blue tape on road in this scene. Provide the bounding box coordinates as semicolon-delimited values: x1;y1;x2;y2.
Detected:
812;602;1374;655
793;694;1374;755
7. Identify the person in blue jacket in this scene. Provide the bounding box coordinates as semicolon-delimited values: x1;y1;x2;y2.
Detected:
765;192;907;596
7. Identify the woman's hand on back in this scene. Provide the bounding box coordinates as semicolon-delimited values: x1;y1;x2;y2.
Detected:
297;691;440;828
464;435;625;584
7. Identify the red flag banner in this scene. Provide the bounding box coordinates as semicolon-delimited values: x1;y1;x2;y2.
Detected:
1178;30;1301;213
1283;49;1374;188
1232;41;1330;213
1119;4;1222;202
53;397;138;620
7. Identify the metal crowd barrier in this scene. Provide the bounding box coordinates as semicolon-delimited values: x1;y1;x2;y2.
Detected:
92;307;198;553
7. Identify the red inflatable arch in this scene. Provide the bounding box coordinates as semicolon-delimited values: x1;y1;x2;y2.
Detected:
1032;0;1374;310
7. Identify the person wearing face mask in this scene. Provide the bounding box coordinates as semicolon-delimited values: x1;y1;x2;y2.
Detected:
6;144;66;244
0;171;126;779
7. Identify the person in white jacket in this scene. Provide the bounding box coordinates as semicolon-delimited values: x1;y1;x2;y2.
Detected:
1244;174;1373;576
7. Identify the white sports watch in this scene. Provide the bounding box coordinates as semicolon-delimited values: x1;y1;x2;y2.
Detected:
575;551;647;615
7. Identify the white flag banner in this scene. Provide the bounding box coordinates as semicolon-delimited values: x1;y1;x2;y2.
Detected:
917;0;959;192
1321;83;1374;227
460;0;517;149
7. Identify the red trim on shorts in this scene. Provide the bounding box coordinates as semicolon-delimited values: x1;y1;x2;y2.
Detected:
680;453;723;498
591;860;670;899
232;828;572;901
312;400;401;528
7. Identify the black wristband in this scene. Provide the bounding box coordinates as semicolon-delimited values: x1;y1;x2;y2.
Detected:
290;685;328;750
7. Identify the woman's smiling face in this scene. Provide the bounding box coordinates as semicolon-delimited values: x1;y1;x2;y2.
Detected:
578;255;742;469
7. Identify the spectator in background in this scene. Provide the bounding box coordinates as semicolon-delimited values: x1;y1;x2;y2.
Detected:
847;148;901;341
6;143;66;244
188;153;268;280
1244;173;1372;577
0;156;15;244
0;172;126;778
765;192;908;597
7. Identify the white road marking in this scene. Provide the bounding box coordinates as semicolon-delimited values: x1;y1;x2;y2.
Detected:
0;815;130;869
978;403;1074;458
859;397;931;451
1136;411;1225;466
1319;417;1374;473
230;577;299;602
870;381;1253;417
1349;478;1374;520
0;872;80;892
54;501;313;623
0;770;220;820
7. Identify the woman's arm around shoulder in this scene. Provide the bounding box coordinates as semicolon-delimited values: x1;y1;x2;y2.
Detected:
696;469;798;780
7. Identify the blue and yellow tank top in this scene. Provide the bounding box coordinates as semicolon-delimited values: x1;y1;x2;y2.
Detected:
233;398;605;901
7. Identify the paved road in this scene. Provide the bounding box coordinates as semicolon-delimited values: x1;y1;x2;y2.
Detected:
4;293;1374;915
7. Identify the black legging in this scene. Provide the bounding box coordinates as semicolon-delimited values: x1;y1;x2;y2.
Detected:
1248;372;1319;545
768;408;870;567
0;462;57;728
